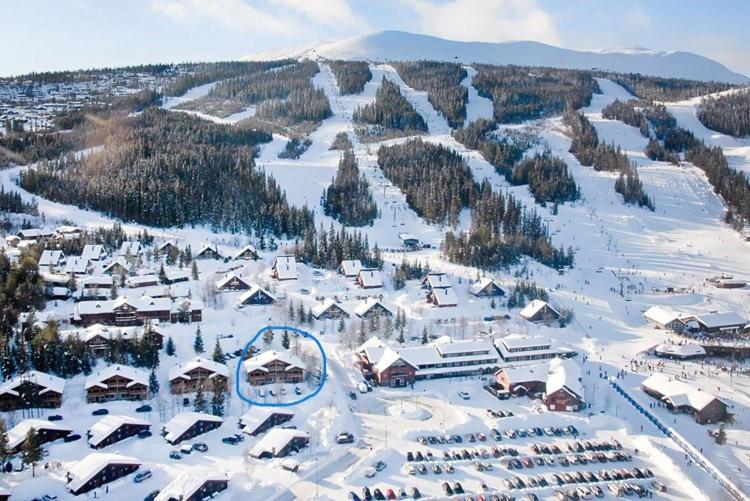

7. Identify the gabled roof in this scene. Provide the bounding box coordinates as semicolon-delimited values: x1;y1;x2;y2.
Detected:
164;269;190;282
691;311;746;329
421;272;449;289
65;257;92;274
216;273;252;289
373;346;418;373
654;343;706;357
158;240;178;251
126;274;159;287
354;299;392;317
430;286;458;306
496;365;545;384
312;298;348;318
243;350;304;374
519;300;559;320
81;275;113;287
468;277;504;296
340;259;363;276
163;412;223;443
643;306;682;326
250;428;309;458
0;370;65;397
119;241;141;256
196;244;221;257
237;285;276;304
357;268;383;288
103;257;131;273
88;415;149;448
39;249;65;267
82;244;106;260
240;408;295;432
7;419;71;450
169;356;229;382
155;471;228;501
272;255;297;280
233;244;258;259
546;358;583;401
61;324;141;343
85;365;149;390
642;373;724;412
67;453;141;492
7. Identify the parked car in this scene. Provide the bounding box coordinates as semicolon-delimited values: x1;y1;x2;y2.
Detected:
349;391;358;400
222;436;240;445
409;487;421;499
373;460;387;472
91;408;108;416
134;470;152;483
47;415;63;421
337;432;354;444
137;430;152;439
348;492;362;501
169;451;181;460
144;490;160;501
192;442;208;452
63;434;81;443
135;404;152;413
458;391;470;400
295;386;302;395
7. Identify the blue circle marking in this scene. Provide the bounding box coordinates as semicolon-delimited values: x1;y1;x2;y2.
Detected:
234;325;327;407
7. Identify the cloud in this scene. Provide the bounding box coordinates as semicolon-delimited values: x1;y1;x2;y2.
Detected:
405;0;560;45
151;0;367;37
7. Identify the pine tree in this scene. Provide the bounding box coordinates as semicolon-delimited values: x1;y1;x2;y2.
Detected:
288;301;295;322
211;386;225;417
212;339;225;364
421;326;428;345
158;264;167;284
194;385;207;413
190;260;199;280
383;317;393;340
337;317;345;334
22;428;43;477
306;307;313;325
281;330;290;350
149;369;159;397
397;328;405;344
193;326;204;354
165;336;176;356
715;425;727;445
296;303;305;324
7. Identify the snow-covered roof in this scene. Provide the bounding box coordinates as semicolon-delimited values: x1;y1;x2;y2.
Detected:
642;373;724;412
273;255;297;280
239;408;295;432
169;356;229;382
88;415;149;448
496;365;545;383
354;299;392;317
158;240;178;251
468;277;503;295
430;286;458;306
691;311;746;329
103;257;131;274
643;306;682;326
77;295;172;316
163;412;223;443
39;249;65;267
546;358;583;401
422;272;450;289
357;268;383;288
164;269;190;282
497;334;552;351
312;298;347;318
85;365;149;390
119;241;141;255
233;244;258;259
250;428;309;458
654;343;706;358
82;244;106;260
244;350;304;374
236;284;276;304
65;257;91;274
7;419;71;450
196;244;220;257
56;225;82;234
356;336;386;363
373;347;412;373
434;337;494;356
81;275;113;287
67;453;141;493
0;370;65;397
62;324;141;343
126;274;159;287
155;471;228;501
519;299;558;320
340;259;363;277
216;273;252;289
18;228;54;239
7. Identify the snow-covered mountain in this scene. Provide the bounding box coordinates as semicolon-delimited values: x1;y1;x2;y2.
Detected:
246;30;749;84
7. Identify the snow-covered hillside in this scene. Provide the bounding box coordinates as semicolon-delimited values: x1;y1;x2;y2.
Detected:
246;30;749;84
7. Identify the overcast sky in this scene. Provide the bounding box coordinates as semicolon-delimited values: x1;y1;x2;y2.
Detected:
2;0;748;77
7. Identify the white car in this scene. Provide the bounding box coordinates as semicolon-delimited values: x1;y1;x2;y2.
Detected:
364;467;377;478
358;382;369;393
404;464;416;475
458;391;470;400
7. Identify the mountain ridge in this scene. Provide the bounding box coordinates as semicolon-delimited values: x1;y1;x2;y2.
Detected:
245;30;749;84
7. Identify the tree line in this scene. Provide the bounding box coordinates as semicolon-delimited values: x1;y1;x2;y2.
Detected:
328;61;372;95
512;153;579;205
294;224;383;270
353;78;428;139
322;149;378;226
20;108;314;239
604;73;735;101
392;61;467;128
164;60;291;97
472;64;599;123
564;109;654;210
698;89;750;138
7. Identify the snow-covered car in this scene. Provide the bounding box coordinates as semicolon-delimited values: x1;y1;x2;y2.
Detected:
169;451;181;460
364;467;376;478
373;460;386;471
457;391;470;400
358;382;369;393
336;432;354;444
134;470;152;483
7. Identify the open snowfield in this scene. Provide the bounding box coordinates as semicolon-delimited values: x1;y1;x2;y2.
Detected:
1;62;749;500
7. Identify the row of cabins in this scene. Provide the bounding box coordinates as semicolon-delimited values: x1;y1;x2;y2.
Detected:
73;295;202;326
644;306;748;336
64;451;228;497
494;358;585;412
356;334;577;388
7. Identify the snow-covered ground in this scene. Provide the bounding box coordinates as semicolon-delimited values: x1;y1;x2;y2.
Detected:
2;64;750;500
